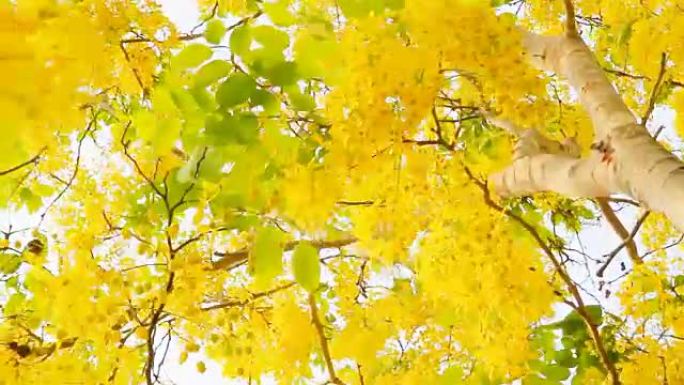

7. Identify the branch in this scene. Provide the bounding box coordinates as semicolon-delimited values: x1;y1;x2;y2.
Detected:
211;237;357;271
604;66;684;88
563;0;578;37
607;197;640;207
597;211;650;278
39;118;95;226
121;11;263;45
120;32;202;44
309;294;345;385
640;53;668;125
596;198;642;266
201;282;296;311
642;233;684;259
336;200;375;206
118;42;149;97
0;149;45;176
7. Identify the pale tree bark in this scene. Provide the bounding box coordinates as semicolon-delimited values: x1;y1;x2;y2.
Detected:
488;3;684;232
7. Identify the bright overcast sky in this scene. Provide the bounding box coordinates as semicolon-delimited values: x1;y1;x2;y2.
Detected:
159;0;201;32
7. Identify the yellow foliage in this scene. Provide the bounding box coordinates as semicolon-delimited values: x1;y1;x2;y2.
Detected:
5;0;684;384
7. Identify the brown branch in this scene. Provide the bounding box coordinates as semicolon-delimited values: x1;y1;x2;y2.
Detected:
597;211;651;278
402;139;445;147
336;200;374;206
122;10;263;45
604;67;646;81
641;53;668;125
563;0;578;37
0;149;45;176
357;364;365;385
596;198;642;265
604;66;684;88
121;33;203;45
120;122;167;202
211;237;357;271
642;233;684;259
39;118;95;226
200;282;296;311
309;294;345;385
118;42;149;97
607;197;640;207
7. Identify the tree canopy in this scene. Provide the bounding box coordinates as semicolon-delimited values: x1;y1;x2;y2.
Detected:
2;1;684;384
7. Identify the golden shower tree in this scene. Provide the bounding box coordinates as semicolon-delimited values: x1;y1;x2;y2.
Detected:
2;0;684;384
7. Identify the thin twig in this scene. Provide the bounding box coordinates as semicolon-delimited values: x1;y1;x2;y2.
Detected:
39;118;95;226
641;53;668;125
201;282;296;311
0;149;45;176
642;233;684;259
607;197;640;207
119;42;149;97
211;237;357;270
597;211;651;278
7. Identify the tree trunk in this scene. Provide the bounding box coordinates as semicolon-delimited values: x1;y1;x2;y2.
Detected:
489;31;684;231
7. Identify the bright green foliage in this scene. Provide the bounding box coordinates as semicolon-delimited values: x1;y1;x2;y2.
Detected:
250;227;285;285
292;242;321;292
203;19;226;44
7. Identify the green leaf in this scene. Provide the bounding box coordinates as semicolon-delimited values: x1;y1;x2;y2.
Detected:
0;253;22;274
250;89;279;114
263;0;295;26
338;0;371;18
204;19;226;44
541;366;570;381
577;350;601;370
194;60;232;88
250;227;284;284
265;61;298;87
584;305;603;325
559;310;585;335
294;32;337;78
252;26;289;53
674;275;684;287
216;73;257;108
292;242;320;292
287;88;316;111
170;88;198;113
19;188;42;213
618;21;635;47
190;86;215;110
522;374;562;385
385;0;405;10
234;112;259;145
438;366;463;385
5;292;26;315
490;0;512;6
206;113;234;145
173;44;213;70
532;328;556;355
230;25;251;57
555;349;577;368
